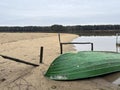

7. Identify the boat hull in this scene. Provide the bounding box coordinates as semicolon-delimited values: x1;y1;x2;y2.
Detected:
45;51;120;80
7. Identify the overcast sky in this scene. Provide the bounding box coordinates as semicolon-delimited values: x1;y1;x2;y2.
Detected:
0;0;120;26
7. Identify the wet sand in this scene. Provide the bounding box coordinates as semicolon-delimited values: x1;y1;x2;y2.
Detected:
0;33;119;90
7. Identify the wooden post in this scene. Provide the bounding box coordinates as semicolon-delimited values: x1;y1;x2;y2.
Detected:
116;45;118;53
116;33;119;52
60;43;63;54
116;33;118;44
40;46;43;64
58;33;61;44
58;33;62;54
91;43;93;51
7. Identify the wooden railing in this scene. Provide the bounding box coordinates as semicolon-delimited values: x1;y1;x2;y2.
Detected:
58;33;94;54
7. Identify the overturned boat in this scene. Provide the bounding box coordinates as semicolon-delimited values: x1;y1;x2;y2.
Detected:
45;51;120;80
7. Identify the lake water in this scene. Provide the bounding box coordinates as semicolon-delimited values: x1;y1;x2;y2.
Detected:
72;36;120;85
72;36;117;52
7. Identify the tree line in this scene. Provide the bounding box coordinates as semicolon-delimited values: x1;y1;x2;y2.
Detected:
0;25;120;35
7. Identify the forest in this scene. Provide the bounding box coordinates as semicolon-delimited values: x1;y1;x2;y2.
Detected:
0;24;120;35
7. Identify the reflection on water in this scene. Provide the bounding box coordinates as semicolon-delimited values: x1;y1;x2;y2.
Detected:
72;36;120;85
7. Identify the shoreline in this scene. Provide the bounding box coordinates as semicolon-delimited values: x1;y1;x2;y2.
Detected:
0;33;119;90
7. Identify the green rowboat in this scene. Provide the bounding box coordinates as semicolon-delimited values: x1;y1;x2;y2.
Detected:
45;51;120;80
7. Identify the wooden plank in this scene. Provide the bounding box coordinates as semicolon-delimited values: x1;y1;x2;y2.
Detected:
61;42;93;44
0;55;39;67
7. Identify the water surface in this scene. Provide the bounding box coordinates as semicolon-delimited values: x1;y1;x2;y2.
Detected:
72;36;117;51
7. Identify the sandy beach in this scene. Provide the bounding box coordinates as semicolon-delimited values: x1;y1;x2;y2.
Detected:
0;33;119;90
